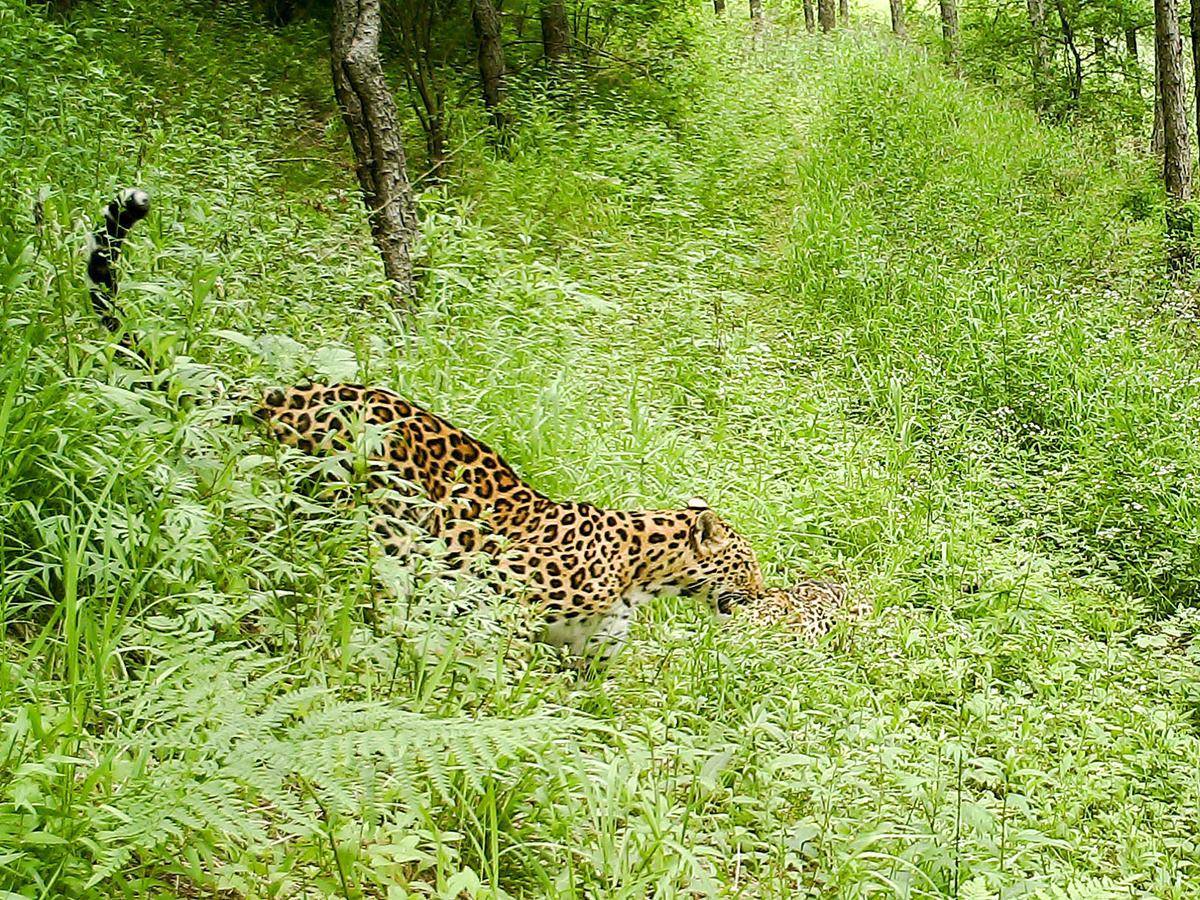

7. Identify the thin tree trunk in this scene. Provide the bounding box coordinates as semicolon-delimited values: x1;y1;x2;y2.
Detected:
839;0;849;23
265;0;295;25
714;0;726;14
1153;43;1165;153
1027;0;1048;107
426;118;447;181
818;0;835;32
405;52;447;182
803;0;816;31
939;0;961;68
1191;0;1200;151
1053;0;1082;106
749;0;763;25
889;0;906;38
1125;26;1138;55
541;0;569;62
472;0;508;135
1156;0;1193;266
331;0;417;298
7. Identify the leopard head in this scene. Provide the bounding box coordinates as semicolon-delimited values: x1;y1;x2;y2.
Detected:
683;498;765;617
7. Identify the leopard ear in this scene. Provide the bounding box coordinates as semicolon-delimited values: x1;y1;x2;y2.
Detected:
687;496;710;510
691;508;729;556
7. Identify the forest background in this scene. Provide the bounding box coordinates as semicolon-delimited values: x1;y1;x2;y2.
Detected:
5;0;1200;895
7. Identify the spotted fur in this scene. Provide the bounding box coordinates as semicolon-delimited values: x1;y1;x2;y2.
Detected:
87;189;767;657
741;580;868;641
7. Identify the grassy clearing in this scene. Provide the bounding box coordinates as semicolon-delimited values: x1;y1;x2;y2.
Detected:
4;0;1200;896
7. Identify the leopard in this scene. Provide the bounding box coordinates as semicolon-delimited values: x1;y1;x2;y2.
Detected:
740;580;870;642
86;188;767;657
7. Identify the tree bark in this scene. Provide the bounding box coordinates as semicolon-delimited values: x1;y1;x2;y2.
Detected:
1125;26;1138;55
472;0;508;135
839;0;849;24
264;0;295;25
331;0;418;298
406;58;447;181
818;0;835;32
714;0;726;14
749;0;763;25
1191;0;1200;152
1026;0;1048;107
1151;14;1163;154
889;0;906;38
425;115;447;181
939;0;961;68
541;0;569;62
1152;49;1165;154
392;3;450;182
1155;0;1193;266
803;0;816;31
1053;0;1082;106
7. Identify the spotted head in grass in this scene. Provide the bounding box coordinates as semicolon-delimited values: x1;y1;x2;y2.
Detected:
738;579;869;641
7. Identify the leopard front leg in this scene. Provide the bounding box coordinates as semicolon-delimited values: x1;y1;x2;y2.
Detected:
585;601;637;661
541;598;635;663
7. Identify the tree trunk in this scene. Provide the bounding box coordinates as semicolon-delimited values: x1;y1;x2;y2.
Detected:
331;0;418;298
264;0;295;25
839;0;849;23
1155;0;1193;266
1125;26;1138;55
1026;0;1048;107
803;0;816;31
541;1;569;62
1053;0;1082;106
818;0;835;32
425;114;447;180
404;50;448;182
889;0;906;38
472;0;508;135
714;0;726;14
939;0;961;68
749;0;763;24
1152;37;1165;153
1191;0;1200;151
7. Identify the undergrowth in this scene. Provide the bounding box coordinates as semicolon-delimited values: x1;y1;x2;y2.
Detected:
3;0;1200;896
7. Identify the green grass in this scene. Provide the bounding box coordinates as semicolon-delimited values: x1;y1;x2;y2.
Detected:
4;0;1200;896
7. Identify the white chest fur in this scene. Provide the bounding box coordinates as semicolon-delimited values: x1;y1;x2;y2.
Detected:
542;581;680;656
